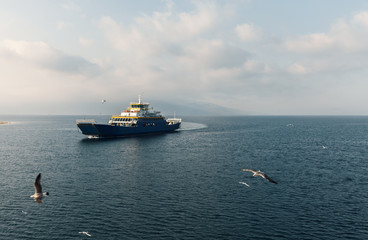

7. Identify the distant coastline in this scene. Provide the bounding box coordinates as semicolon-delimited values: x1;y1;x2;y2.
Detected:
0;121;10;125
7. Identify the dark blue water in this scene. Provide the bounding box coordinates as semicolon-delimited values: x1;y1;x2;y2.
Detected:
0;115;367;239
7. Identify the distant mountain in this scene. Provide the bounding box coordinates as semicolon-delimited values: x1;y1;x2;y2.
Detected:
153;101;244;116
73;99;247;116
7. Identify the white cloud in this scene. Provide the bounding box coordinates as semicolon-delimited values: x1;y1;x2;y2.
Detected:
179;40;250;69
284;10;368;80
235;23;262;42
2;2;368;114
288;63;308;75
61;1;81;12
286;33;334;53
99;2;220;59
286;11;368;54
96;3;256;100
352;11;368;27
56;21;68;30
78;37;94;47
0;40;99;75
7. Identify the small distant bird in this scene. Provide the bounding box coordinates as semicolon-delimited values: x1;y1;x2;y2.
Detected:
242;169;278;184
79;232;92;237
239;181;250;187
322;146;328;149
30;173;49;203
101;99;106;104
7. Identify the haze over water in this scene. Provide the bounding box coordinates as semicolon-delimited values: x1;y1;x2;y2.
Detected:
0;115;367;239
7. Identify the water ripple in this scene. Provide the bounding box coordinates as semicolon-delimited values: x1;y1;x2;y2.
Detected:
1;116;368;239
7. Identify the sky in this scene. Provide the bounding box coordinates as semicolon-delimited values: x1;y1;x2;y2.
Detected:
1;0;368;115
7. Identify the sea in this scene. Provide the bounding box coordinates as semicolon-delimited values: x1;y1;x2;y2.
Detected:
0;115;367;240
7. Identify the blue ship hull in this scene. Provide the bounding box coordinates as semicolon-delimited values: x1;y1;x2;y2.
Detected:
77;97;181;138
77;121;181;138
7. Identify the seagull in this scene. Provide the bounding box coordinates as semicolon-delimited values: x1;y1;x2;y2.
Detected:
30;173;49;203
239;181;250;187
322;146;328;149
79;232;92;237
241;169;278;184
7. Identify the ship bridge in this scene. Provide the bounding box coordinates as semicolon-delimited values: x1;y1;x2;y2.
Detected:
128;96;152;112
116;96;163;119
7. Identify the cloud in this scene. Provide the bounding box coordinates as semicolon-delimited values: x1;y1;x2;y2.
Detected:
288;63;308;75
286;33;334;53
56;21;68;30
286;11;368;54
96;2;259;101
98;1;220;59
236;23;263;42
3;1;368;114
283;10;368;79
94;1;312;112
78;37;94;47
352;11;368;27
179;40;250;69
61;1;81;12
0;40;99;75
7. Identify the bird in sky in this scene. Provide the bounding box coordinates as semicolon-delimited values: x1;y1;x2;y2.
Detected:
241;169;278;184
30;173;49;203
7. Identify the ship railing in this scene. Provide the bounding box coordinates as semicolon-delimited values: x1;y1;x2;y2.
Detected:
76;119;96;124
166;118;182;125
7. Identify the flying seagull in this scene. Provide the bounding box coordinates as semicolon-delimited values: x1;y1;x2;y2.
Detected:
79;232;92;237
30;173;49;203
239;181;250;187
241;169;278;184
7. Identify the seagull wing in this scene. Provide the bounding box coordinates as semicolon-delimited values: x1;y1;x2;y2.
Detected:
239;181;250;187
241;169;257;174
34;173;42;194
79;232;92;237
262;173;278;184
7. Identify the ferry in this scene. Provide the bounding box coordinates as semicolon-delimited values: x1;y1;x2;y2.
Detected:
76;97;181;138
